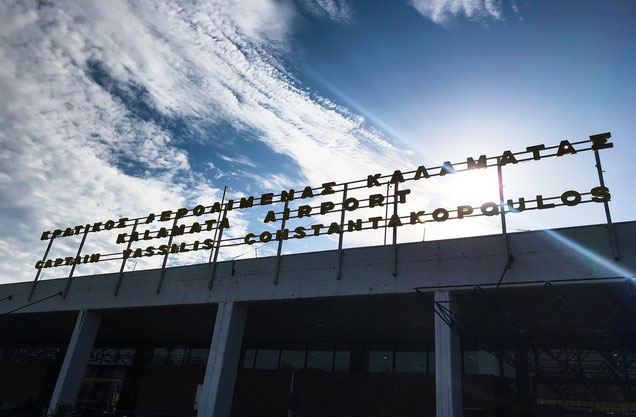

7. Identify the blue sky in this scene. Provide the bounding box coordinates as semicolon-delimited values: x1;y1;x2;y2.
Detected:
0;0;634;282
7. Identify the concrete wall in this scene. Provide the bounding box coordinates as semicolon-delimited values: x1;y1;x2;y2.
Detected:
1;221;634;315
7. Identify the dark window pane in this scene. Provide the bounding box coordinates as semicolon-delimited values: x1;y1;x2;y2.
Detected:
334;351;350;371
151;348;170;366
369;351;393;373
189;349;209;366
280;350;305;370
255;349;279;369
171;348;188;366
463;351;499;375
307;351;333;371
101;349;118;365
89;349;103;365
243;349;256;368
503;361;515;378
395;351;426;373
116;349;135;366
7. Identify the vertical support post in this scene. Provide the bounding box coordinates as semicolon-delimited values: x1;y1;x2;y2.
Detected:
273;200;290;285
383;182;390;245
594;148;620;261
113;219;139;296
434;290;462;417
392;182;399;277
208;209;228;289
156;216;179;294
62;225;90;300
209;186;228;265
336;184;348;280
48;309;101;415
208;186;228;290
197;302;247;417
287;370;296;417
28;236;55;301
497;158;510;263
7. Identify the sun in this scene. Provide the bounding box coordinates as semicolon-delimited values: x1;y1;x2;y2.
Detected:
442;167;501;206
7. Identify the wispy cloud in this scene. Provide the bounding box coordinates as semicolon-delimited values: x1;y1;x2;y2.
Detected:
220;154;258;169
297;0;354;23
411;0;504;24
0;0;409;283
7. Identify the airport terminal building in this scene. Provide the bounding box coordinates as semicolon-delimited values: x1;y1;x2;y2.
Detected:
2;134;634;417
1;220;635;417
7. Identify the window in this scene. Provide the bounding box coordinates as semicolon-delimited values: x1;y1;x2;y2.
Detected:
369;350;393;373
307;343;333;371
503;360;515;378
280;350;305;370
99;349;118;365
150;347;208;367
90;348;135;367
280;344;305;370
171;348;188;365
395;351;427;373
188;348;209;366
243;349;256;368
151;348;171;366
254;349;279;369
334;350;350;371
463;351;499;376
116;349;135;366
307;350;333;371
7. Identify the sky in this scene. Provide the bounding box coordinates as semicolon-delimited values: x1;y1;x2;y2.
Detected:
0;0;635;283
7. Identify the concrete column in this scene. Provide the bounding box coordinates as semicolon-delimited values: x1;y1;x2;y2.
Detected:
434;290;462;417
197;302;247;417
49;309;101;414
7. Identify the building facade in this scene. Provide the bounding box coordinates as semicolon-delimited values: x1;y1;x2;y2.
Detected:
1;221;635;417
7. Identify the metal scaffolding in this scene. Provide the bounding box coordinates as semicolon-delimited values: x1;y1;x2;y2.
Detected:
417;279;636;410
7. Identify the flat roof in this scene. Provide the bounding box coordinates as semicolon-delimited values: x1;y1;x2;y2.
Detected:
1;221;634;315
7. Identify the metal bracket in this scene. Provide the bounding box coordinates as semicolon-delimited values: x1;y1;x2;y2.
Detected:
207;209;227;289
336;184;348;280
62;225;90;299
273;200;290;285
392;182;398;277
28;236;55;301
593;147;620;261
113;219;139;296
156;217;179;294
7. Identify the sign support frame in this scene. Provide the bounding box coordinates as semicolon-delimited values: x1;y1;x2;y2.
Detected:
593;148;620;261
28;236;55;301
497;158;510;263
155;217;179;294
336;184;348;280
273;200;290;285
61;225;90;299
207;186;228;289
113;219;139;296
392;182;399;277
208;209;228;289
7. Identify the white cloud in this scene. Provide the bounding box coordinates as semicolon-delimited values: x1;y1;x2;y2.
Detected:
220;154;257;169
411;0;503;24
0;0;412;283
